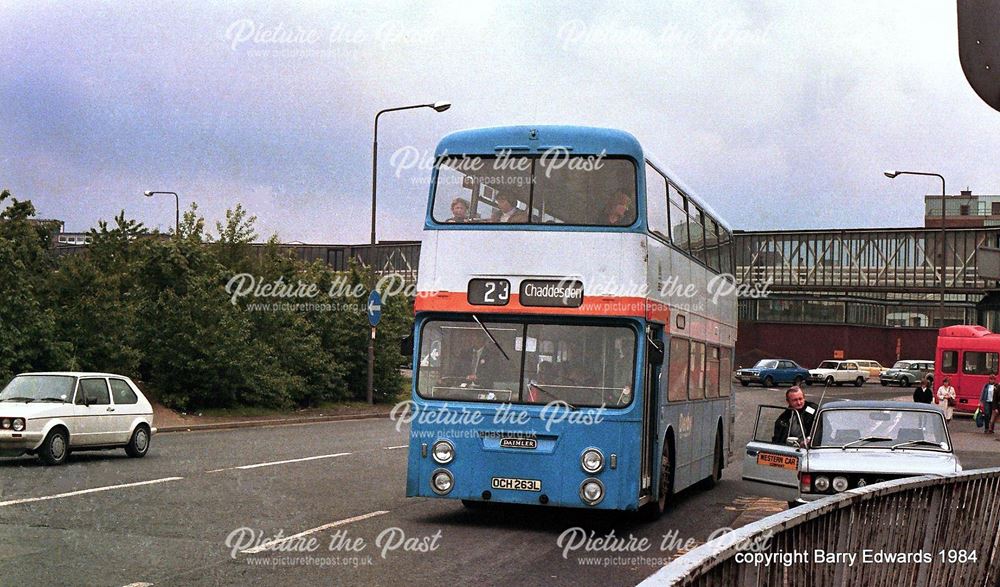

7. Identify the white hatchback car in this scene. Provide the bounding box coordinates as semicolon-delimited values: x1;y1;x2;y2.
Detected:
0;372;156;465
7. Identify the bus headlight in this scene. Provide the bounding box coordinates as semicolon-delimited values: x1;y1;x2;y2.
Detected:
832;476;850;492
431;469;454;495
432;440;455;464
580;448;604;474
579;478;604;506
814;476;830;492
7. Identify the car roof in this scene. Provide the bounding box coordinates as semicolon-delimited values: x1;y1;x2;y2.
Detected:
14;372;131;378
821;400;945;413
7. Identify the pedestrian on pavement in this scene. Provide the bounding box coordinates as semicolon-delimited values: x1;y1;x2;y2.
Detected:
936;376;956;422
913;376;934;404
980;374;997;434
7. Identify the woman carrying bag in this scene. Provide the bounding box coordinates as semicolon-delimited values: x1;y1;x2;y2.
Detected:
936;376;956;423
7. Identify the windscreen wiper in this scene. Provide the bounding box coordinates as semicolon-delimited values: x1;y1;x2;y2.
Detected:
472;314;510;360
891;440;943;451
841;436;892;450
37;397;66;402
0;397;35;403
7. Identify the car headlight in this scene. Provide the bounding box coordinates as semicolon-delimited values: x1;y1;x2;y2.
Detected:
814;475;830;492
581;448;604;474
0;418;9;429
432;440;455;464
431;469;454;495
12;418;24;432
832;476;850;492
580;478;604;506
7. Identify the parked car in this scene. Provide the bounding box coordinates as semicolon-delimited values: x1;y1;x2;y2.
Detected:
0;372;156;465
743;400;961;507
848;360;886;381
736;359;811;388
879;360;935;387
808;360;868;387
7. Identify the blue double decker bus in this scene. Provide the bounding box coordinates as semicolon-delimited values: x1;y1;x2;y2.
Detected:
405;126;736;516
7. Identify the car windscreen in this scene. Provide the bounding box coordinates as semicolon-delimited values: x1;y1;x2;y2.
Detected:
892;361;911;369
812;409;949;450
417;319;636;408
0;375;76;402
817;361;839;369
753;360;778;369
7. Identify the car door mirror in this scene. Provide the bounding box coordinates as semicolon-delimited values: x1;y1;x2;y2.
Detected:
786;436;800;448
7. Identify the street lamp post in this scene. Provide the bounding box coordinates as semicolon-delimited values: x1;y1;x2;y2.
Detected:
884;170;947;327
143;191;180;238
367;101;451;405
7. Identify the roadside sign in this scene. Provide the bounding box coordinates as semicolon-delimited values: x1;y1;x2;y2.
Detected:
367;291;382;327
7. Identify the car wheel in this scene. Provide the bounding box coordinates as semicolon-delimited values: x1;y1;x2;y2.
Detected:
642;442;673;521
899;377;910;387
763;376;775;388
38;428;69;466
825;376;835;386
740;381;749;387
880;381;888;387
125;425;151;458
794;376;804;386
855;377;864;387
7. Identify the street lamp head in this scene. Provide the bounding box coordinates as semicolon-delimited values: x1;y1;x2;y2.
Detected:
883;171;899;179
143;190;154;197
431;101;451;113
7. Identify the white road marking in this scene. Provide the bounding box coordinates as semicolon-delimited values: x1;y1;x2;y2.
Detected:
0;477;184;507
383;445;407;450
121;583;154;587
240;510;391;554
205;452;352;473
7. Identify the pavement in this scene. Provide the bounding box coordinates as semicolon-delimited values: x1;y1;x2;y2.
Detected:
152;401;392;433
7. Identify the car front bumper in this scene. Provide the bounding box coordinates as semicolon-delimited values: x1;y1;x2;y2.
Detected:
0;430;44;454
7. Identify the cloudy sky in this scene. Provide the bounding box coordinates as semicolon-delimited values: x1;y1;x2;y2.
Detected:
2;1;997;243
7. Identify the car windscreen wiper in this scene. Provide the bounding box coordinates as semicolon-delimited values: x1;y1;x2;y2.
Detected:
841;436;892;450
472;314;510;360
891;440;944;451
36;397;66;402
0;396;35;403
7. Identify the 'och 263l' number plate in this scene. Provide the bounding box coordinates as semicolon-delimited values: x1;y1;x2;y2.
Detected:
491;477;542;492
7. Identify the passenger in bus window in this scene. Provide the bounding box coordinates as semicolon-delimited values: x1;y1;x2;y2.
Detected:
447;197;470;223
490;193;528;223
599;191;632;225
528;361;561;403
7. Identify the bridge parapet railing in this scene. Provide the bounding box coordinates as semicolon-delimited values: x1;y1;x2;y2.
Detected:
639;467;1000;587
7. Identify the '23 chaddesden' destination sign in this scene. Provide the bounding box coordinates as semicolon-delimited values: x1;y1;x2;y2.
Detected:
468;279;584;308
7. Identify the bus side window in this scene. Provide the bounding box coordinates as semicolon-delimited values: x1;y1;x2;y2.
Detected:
667;338;689;402
941;350;957;374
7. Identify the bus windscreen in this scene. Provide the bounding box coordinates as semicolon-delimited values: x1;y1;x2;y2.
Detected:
431;156;637;226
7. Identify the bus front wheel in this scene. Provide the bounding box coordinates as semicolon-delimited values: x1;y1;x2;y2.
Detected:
643;443;674;521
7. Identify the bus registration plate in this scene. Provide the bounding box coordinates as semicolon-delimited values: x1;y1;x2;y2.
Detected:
491;477;542;492
756;452;799;470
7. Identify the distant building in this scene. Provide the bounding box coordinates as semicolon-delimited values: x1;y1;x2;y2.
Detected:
925;189;1000;228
